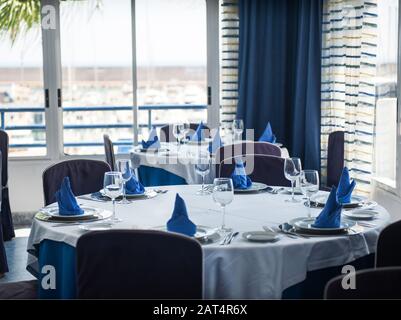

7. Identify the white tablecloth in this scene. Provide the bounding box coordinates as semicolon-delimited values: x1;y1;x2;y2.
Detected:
130;142;290;185
27;185;390;299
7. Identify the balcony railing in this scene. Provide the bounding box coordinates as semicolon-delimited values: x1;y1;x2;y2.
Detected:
0;104;207;149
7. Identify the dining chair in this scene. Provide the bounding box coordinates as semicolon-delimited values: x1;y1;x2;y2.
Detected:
103;134;116;171
215;141;281;165
218;154;291;187
76;230;203;299
0;280;38;299
160;123;210;142
375;220;401;268
0;130;14;242
42;159;111;206
0;154;7;276
324;267;401;299
326;131;344;188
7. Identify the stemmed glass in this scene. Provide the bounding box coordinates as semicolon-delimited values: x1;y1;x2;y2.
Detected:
173;123;185;146
232;119;244;142
284;157;302;203
103;172;123;223
195;151;211;195
117;159;132;204
300;170;320;218
212;178;234;233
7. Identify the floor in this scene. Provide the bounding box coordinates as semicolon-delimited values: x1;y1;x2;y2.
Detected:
0;227;35;284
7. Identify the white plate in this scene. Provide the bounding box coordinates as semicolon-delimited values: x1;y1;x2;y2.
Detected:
235;182;269;193
274;143;283;147
242;231;279;242
290;217;356;234
136;147;169;153
312;194;367;208
154;225;220;242
100;188;147;198
343;209;379;220
40;205;99;218
186;140;210;146
79;222;113;231
279;187;304;195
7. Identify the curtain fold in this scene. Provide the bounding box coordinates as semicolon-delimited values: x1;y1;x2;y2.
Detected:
237;0;322;170
320;0;378;195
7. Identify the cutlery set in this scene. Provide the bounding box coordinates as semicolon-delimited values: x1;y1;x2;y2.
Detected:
220;231;239;245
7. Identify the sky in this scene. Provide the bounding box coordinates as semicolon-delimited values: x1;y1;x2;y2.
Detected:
0;0;207;67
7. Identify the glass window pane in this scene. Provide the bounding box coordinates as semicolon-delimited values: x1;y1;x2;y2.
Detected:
136;0;207;140
0;28;46;157
60;0;133;155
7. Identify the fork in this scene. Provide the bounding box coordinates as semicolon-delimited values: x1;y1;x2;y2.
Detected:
219;232;233;245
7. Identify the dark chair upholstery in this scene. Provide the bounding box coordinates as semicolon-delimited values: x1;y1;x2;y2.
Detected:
215;141;282;165
376;220;401;268
0;131;14;244
42;159;111;206
160;123;210;142
0;280;38;299
324;267;401;299
103;134;116;171
327;131;344;188
0;152;7;274
76;230;203;299
218;154;290;187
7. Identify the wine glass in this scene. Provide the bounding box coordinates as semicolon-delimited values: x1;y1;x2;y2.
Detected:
195;151;211;195
117;159;132;204
232;119;244;142
284;157;302;203
173;123;185;146
212;178;234;233
103;172;123;223
300;170;320;218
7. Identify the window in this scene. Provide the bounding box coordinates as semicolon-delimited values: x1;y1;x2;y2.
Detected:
374;0;399;187
0;26;46;157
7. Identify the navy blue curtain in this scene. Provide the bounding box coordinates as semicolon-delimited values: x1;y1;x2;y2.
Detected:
237;0;322;171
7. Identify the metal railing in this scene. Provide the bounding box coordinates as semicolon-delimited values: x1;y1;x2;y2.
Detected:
0;104;207;149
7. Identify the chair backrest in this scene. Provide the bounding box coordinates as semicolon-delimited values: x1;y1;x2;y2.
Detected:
215;141;281;165
42;159;111;205
76;230;203;299
327;131;344;187
160;123;210;142
103;134;116;171
0;130;9;188
324;267;401;299
218;154;290;187
376;220;401;268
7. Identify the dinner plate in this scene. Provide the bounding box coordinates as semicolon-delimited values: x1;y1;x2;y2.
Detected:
242;231;279;242
99;188;156;199
39;206;100;221
289;217;356;235
78;222;114;231
234;182;270;193
343;209;379;220
154;225;220;243
186;140;210;146
136;147;169;153
311;194;367;209
279;187;304;196
274;143;283;148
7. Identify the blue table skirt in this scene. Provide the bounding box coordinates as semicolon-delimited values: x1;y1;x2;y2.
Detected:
137;166;187;187
31;239;375;299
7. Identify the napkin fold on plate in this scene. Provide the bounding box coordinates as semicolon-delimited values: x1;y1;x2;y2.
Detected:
258;122;277;144
141;126;161;150
312;186;342;228
190;121;207;142
208;129;223;154
55;176;84;216
166;194;197;237
336;167;356;204
231;157;252;189
125;171;145;195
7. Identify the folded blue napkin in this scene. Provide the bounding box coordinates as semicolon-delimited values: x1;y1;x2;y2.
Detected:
312;186;342;228
125;171;145;195
141;126;161;149
258;122;277;143
55;177;84;216
167;194;197;237
208;129;223;153
190;121;207;142
336;167;356;204
231;157;252;189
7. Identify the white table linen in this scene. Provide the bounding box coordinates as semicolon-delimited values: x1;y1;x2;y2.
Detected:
27;185;389;299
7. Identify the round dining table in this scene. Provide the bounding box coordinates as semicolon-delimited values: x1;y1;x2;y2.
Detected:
130;142;290;186
27;185;390;299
